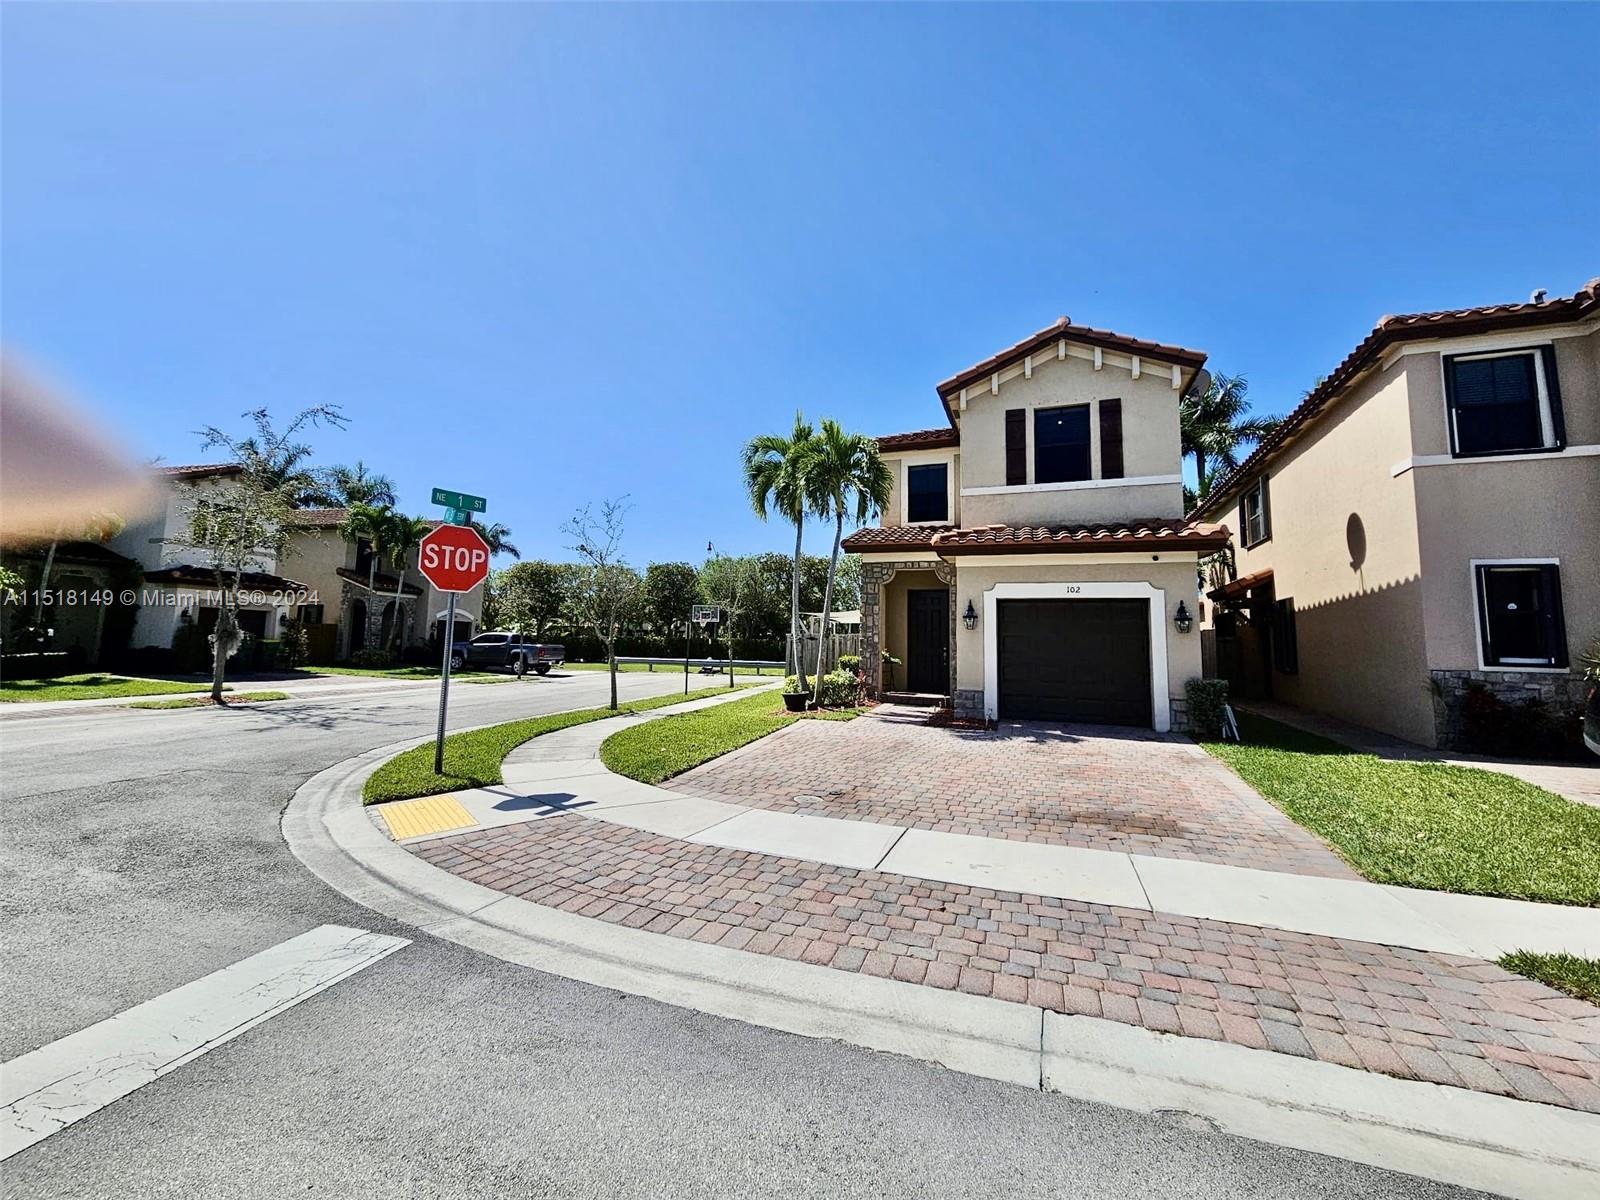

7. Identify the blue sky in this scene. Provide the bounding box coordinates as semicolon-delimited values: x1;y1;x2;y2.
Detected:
5;3;1596;564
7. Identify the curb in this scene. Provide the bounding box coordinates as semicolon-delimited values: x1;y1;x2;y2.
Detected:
282;714;1600;1200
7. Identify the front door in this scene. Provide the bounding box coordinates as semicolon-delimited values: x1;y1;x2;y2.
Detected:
906;589;949;694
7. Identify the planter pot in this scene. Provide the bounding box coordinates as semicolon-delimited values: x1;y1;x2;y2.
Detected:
781;691;810;713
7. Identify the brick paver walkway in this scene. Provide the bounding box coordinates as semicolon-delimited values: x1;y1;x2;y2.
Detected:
413;814;1600;1113
663;712;1355;878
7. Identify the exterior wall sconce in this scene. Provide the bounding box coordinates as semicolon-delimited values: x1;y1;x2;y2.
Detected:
963;600;978;630
1174;601;1194;634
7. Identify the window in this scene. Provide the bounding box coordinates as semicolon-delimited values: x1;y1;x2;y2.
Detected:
1444;347;1564;457
472;633;509;646
1475;563;1567;668
299;604;325;625
906;463;949;523
1240;477;1270;547
1034;405;1091;484
355;537;374;576
1272;598;1298;675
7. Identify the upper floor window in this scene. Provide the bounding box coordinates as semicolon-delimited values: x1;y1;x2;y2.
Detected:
905;463;949;524
1475;562;1567;668
1444;347;1564;458
1034;405;1091;484
1240;476;1271;547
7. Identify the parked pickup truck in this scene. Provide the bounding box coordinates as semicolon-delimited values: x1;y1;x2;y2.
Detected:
449;632;565;676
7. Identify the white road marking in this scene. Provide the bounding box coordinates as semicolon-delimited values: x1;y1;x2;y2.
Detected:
0;924;408;1160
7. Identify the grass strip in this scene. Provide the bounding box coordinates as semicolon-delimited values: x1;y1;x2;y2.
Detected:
363;684;750;805
1200;712;1600;906
0;674;212;703
1498;951;1600;1006
308;665;498;680
600;687;861;785
125;691;291;710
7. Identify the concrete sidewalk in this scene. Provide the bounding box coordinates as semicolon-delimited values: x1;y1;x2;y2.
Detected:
383;709;1600;962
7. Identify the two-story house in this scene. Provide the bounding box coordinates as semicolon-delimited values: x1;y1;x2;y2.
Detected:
1192;279;1599;750
110;463;310;652
842;316;1229;732
279;509;484;661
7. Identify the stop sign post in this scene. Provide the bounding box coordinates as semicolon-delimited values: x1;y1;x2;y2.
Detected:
418;520;492;775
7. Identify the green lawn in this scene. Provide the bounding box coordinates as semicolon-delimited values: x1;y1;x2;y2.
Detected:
1201;713;1600;906
125;691;291;710
1498;951;1600;1006
0;674;211;703
363;684;749;805
308;665;498;680
563;661;777;676
600;687;861;785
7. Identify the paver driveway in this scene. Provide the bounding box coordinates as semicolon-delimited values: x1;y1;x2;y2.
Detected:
664;708;1357;878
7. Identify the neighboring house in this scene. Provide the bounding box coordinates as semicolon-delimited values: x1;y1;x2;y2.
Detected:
0;539;140;665
841;316;1228;732
1192;280;1600;749
279;509;483;661
109;464;310;652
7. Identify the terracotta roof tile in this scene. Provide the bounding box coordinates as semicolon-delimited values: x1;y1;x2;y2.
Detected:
157;462;243;479
144;565;307;591
875;428;960;451
287;507;446;530
930;519;1230;555
1194;278;1600;518
843;519;1229;556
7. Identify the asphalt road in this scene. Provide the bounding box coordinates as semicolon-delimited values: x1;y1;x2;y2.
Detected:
1;673;1484;1199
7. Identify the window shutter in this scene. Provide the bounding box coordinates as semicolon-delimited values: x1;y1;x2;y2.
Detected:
1238;494;1248;543
1541;563;1569;668
1005;409;1026;486
1099;398;1124;479
1541;346;1567;448
1259;475;1272;541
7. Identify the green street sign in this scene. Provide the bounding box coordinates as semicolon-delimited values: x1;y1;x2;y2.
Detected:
446;508;474;526
431;487;487;515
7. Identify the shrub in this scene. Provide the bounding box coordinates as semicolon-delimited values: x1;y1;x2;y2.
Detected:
782;669;858;707
350;647;396;669
277;623;310;670
170;622;210;673
836;653;862;674
1184;677;1230;738
1460;684;1577;760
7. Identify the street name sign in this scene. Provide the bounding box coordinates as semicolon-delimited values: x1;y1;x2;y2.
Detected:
430;487;487;515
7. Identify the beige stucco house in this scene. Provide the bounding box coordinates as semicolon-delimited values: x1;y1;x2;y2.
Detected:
1192;279;1600;749
280;509;483;661
843;316;1228;732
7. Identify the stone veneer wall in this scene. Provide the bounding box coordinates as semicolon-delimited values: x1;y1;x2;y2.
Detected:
859;559;957;699
1429;669;1588;751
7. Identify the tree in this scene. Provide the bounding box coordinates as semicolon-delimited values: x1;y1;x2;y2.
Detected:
324;461;397;507
186;405;347;700
28;511;124;631
490;560;570;638
467;518;520;560
339;502;389;597
379;512;432;653
1179;373;1279;509
563;498;643;711
700;552;756;688
804;420;891;703
642;562;702;637
742;414;821;693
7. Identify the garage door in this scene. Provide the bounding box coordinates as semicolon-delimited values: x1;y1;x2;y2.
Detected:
997;599;1152;726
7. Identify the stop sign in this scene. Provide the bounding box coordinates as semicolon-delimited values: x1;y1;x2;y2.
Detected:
417;524;491;593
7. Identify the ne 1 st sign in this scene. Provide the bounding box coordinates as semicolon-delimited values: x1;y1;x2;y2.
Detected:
430;487;487;515
417;524;491;593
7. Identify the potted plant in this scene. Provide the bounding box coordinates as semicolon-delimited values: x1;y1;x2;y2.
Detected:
782;685;810;712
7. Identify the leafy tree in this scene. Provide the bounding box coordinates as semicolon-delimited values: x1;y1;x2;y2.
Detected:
563;498;643;711
490;560;570;638
379;512;432;653
324;461;397;507
339;502;390;596
742;414;822;692
804;420;891;702
699;552;756;686
1179;372;1279;509
467;518;520;560
642;562;702;636
187;405;347;700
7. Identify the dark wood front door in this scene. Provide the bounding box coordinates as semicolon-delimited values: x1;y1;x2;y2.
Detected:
906;589;949;694
997;598;1152;725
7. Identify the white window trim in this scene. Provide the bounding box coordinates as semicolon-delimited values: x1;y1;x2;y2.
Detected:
1469;557;1567;673
962;473;1181;497
982;581;1171;731
1390;443;1600;477
899;453;956;527
1442;345;1559;459
1240;478;1269;548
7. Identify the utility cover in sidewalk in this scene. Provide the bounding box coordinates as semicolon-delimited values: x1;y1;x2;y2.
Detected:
376;795;478;840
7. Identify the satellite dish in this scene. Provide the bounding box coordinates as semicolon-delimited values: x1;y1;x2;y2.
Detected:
1186;368;1212;398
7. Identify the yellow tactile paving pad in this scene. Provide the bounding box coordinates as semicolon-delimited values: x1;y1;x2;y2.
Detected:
376;794;478;841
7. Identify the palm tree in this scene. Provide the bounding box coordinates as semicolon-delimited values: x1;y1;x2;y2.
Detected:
1179;372;1280;508
806;420;892;705
743;414;821;694
339;503;389;595
325;461;397;507
380;513;433;654
467;519;520;559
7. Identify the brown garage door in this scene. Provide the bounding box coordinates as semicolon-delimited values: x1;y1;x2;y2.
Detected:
997;599;1152;726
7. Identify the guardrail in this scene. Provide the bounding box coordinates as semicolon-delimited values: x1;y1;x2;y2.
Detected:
609;656;786;674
